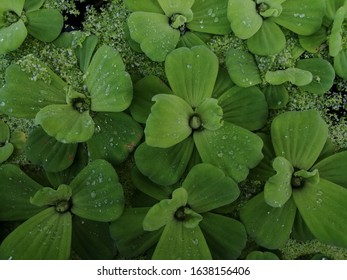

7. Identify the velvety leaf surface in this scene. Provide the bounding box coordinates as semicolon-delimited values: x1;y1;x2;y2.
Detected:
0;20;27;55
70;160;124;222
296;58;335;95
26;9;64;42
157;0;194;18
72;216;117;260
240;193;297;249
76;34;98;73
265;68;313;86
135;138;194;186
109;207;162;257
145;94;193;148
0;64;66;118
182;164;240;213
26;126;77;172
0;207;72;260
227;0;262;39
165;46;218;107
86;45;132;112
218;86;268;131
177;31;208;48
293;179;347;248
271;110;328;170
24;0;45;12
312;151;347;189
151;220;212;260
87;112;143;165
30;185;71;208
263;84;289;109
35;104;95;143
0;0;24;17
0;164;44;221
127;12;180;62
328;6;344;57
132;168;174;201
264;157;293;208
188;0;231;35
130;76;173;124
195;98;223;131
247;19;285;56
225;48;261;87
299;27;327;53
200;213;246;260
273;0;324;35
143;188;188;231
334;49;347;79
194;121;263;183
124;0;163;13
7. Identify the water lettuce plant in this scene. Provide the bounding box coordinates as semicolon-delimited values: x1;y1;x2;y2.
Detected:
110;163;247;260
0;159;124;259
133;46;267;185
227;0;325;55
125;0;231;61
241;110;347;249
0;0;63;54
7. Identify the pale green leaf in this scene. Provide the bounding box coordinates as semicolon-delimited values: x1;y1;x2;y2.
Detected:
165;46;219;107
299;27;327;53
334;49;347;80
0;0;25;17
265;68;313;86
157;0;194;19
124;0;163;13
195;98;223;131
24;0;45;12
0;20;27;55
30;184;72;207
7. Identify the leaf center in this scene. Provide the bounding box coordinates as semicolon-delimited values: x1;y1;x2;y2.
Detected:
189;114;202;130
170;14;189;35
3;10;20;26
291;175;304;188
72;97;90;113
55;199;71;213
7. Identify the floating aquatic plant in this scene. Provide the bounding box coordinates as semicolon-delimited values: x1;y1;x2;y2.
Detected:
125;0;231;61
132;46;267;185
241;110;347;249
0;159;123;259
227;0;325;55
0;0;64;54
246;251;279;260
110;163;247;260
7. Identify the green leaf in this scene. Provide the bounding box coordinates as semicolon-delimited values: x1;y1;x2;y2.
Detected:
227;0;262;39
135;138;194;186
212;67;235;99
70;160;124;222
127;12;180;62
0;143;13;164
218;86;268;131
26;9;64;42
240;193;297;249
30;185;72;207
86;45;133;112
26;126;78;172
87;112;143;165
246;251;279;260
293;179;347;248
152;220;212;260
334;49;347;80
0;0;24;17
145;94;193;148
299;27;327;53
247;19;286;56
143;188;188;231
35;104;95;143
0;207;72;260
157;0;194;19
328;6;345;57
72;216;117;260
0;164;44;221
195;98;223;131
124;0;163;13
225;48;261;87
263;84;289;109
165;46;219;107
271;110;328;170
312;151;347;189
194;121;263;183
296;58;335;95
178;31;208;48
109;207;162;257
264;157;293;208
24;0;45;12
325;0;346;20
0;120;10;142
76;34;98;73
9;130;26;151
291;211;315;241
182;163;239;213
0;20;27;55
0;64;66;118
273;0;324;35
200;213;246;259
132;167;175;201
188;0;231;35
265;68;313;86
130;75;173;124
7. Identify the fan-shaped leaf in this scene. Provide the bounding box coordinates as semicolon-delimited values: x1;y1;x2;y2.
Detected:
0;20;27;54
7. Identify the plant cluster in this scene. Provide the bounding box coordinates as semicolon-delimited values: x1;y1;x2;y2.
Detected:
0;0;346;260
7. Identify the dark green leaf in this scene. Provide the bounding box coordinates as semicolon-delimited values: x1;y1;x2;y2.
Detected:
246;251;279;260
334;49;347;80
30;185;72;207
263;84;289;109
299;27;327;53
